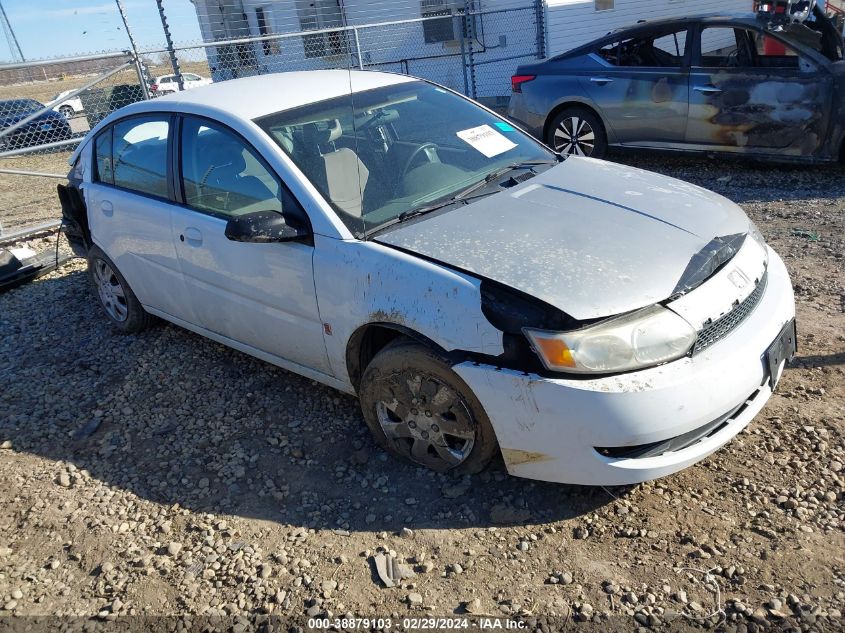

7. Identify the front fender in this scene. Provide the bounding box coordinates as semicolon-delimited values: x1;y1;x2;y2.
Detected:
312;235;504;388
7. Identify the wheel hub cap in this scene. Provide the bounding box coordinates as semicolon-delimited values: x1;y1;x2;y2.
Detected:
93;259;128;322
553;116;596;156
374;371;475;471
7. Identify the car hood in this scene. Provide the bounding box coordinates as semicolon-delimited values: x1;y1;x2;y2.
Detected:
376;157;753;320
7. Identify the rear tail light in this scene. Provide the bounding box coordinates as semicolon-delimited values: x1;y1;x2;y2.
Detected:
150;84;158;93
511;74;536;93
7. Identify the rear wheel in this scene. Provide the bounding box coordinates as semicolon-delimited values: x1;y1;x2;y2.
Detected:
547;106;607;159
87;245;155;333
59;105;74;119
359;339;498;474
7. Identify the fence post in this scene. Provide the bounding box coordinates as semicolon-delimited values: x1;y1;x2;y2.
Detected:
353;27;364;69
459;3;470;96
133;54;151;99
156;0;185;91
534;0;546;59
465;2;477;99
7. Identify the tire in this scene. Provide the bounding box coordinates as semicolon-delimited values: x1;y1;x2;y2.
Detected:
59;105;74;119
87;245;155;334
358;339;498;474
546;106;608;159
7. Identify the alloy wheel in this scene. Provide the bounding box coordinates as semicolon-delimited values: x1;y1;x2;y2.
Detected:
93;259;128;322
373;371;475;471
553;116;595;156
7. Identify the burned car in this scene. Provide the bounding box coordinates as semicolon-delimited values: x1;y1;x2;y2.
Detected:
508;3;845;162
60;71;795;486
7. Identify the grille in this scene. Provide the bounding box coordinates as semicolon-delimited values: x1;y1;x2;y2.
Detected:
692;271;768;356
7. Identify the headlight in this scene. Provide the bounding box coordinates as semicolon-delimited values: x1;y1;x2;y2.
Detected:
748;221;767;250
523;306;697;374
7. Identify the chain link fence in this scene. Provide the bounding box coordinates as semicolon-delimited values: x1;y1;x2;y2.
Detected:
0;52;149;239
0;1;543;240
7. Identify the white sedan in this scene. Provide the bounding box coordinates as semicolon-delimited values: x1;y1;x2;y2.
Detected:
53;89;84;118
58;70;796;486
151;73;212;95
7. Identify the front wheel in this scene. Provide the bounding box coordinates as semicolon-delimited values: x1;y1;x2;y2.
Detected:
358;340;498;474
547;106;608;159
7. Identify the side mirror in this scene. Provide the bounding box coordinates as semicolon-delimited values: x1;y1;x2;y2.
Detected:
224;210;310;243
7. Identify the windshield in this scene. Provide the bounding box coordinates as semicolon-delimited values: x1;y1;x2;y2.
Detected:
255;80;554;237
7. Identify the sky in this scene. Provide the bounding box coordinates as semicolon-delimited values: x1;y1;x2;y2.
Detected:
0;0;204;62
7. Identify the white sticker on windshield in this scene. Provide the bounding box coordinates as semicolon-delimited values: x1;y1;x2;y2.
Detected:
456;124;517;158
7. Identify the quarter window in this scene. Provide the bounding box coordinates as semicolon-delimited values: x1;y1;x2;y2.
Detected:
180;117;283;217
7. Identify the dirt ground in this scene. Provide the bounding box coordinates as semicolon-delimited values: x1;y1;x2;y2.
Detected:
0;153;843;631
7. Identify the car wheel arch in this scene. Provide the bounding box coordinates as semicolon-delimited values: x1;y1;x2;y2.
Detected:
345;322;450;393
543;100;611;147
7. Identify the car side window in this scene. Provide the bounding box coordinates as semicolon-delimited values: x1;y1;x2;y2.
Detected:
597;28;688;68
111;116;170;198
699;26;815;71
180;117;283;218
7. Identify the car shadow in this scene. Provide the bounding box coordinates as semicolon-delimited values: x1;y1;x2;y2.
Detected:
793;352;845;368
1;267;617;534
607;149;845;205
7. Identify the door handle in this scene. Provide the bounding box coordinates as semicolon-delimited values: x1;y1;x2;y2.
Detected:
181;227;203;245
694;85;723;95
100;200;113;217
589;77;614;85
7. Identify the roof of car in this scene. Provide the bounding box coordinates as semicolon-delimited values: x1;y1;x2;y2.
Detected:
148;69;415;120
550;13;776;60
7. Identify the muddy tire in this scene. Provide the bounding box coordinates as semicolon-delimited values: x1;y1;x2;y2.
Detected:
359;339;498;474
547;106;608;159
87;245;155;334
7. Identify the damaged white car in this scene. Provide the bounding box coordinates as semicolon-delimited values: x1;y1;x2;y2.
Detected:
59;70;796;486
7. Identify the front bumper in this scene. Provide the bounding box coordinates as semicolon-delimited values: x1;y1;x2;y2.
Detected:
454;247;795;486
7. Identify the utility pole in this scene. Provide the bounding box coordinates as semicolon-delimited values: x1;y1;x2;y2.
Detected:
155;0;184;91
0;0;25;62
114;0;151;98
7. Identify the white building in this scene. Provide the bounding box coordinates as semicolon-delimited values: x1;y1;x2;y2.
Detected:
189;0;750;102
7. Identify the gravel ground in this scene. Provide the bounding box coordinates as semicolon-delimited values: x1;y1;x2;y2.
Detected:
1;154;843;631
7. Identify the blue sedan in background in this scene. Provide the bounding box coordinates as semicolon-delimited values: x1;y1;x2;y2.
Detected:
0;98;73;150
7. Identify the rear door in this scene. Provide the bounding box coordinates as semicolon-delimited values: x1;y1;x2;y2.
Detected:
169;115;331;374
85;114;194;322
580;25;691;145
686;23;833;153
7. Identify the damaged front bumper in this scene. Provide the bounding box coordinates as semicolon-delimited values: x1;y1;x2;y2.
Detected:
453;247;795;486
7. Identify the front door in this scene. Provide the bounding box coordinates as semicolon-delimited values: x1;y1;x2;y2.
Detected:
169;115;331;374
686;24;833;154
581;26;691;145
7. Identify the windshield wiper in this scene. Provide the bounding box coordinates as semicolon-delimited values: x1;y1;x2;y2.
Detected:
367;159;560;237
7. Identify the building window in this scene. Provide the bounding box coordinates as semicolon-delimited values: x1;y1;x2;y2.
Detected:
595;0;614;10
296;0;348;58
255;7;280;56
421;0;457;43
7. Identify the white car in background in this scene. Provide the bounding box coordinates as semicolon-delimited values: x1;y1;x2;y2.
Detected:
151;73;212;95
58;71;796;486
52;89;84;118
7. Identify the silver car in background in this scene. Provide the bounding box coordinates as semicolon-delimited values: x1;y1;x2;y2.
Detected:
508;7;844;162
